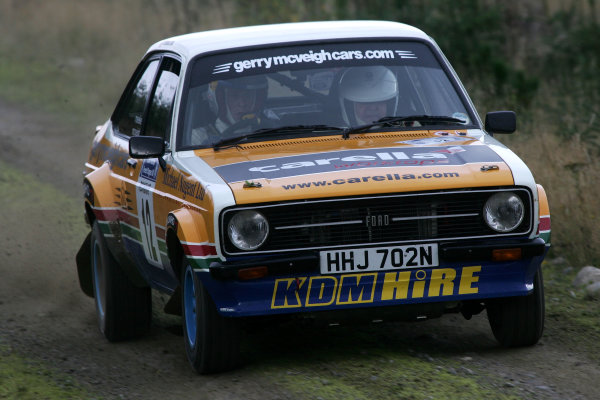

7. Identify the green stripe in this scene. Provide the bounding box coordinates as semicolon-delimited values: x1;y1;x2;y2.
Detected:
113;223;169;256
100;222;207;264
540;231;551;244
121;223;142;242
187;256;219;270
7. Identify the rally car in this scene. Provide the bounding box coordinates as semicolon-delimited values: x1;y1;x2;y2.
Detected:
76;20;551;374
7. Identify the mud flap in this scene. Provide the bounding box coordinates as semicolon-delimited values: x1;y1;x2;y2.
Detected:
76;232;94;297
164;286;182;316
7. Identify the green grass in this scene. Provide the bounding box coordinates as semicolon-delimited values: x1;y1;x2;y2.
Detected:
0;344;94;400
258;349;520;400
0;49;118;125
245;319;521;400
543;259;600;360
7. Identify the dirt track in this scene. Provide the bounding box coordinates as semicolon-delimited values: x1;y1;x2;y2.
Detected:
1;99;599;399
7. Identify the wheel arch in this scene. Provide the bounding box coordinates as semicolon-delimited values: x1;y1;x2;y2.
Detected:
83;163;117;214
163;208;212;317
166;208;211;283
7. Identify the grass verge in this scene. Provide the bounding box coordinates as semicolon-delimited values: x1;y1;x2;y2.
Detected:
543;258;600;361
0;49;115;125
0;344;92;400
245;318;522;399
256;346;521;400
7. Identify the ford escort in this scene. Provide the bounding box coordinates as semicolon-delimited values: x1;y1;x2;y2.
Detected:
76;20;551;373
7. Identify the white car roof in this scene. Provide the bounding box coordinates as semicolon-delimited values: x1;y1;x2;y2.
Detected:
147;20;431;59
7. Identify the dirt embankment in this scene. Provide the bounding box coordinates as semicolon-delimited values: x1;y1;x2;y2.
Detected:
1;100;599;400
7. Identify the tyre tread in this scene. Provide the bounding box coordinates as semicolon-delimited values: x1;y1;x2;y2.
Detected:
487;269;545;347
182;262;241;374
92;222;151;342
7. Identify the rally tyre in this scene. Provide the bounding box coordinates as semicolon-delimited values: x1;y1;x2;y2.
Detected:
181;262;241;374
90;221;151;341
486;269;545;347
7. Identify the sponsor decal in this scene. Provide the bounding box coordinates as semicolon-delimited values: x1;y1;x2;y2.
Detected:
140;158;159;182
271;266;481;309
162;166;180;189
162;166;206;201
281;171;460;190
213;49;415;74
213;146;502;183
179;177;205;200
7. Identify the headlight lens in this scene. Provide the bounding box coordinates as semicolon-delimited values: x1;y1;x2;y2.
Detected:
484;192;525;232
227;210;269;250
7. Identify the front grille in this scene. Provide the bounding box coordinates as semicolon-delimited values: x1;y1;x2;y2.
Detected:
221;188;533;255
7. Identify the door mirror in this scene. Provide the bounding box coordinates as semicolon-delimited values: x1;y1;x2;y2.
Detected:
129;136;165;159
485;111;516;134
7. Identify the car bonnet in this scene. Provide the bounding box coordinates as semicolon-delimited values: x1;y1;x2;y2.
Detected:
189;130;531;205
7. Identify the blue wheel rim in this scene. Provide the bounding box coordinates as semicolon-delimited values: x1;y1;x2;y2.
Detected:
184;267;197;348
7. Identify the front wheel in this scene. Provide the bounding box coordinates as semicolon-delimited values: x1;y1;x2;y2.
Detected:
90;221;151;341
181;262;241;374
486;269;545;347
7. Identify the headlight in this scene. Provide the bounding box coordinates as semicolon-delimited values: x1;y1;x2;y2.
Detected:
227;210;269;250
483;192;524;232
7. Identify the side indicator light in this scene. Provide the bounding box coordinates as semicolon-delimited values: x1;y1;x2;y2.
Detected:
238;266;268;280
492;248;522;261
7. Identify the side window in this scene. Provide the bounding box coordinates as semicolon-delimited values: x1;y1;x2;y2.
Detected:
145;58;181;141
113;59;160;137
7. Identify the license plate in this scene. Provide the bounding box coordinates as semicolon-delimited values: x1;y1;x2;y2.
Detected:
319;244;439;274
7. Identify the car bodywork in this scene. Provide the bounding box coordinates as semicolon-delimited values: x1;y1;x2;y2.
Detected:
76;20;551;373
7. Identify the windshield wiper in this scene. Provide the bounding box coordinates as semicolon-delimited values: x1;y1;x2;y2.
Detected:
342;115;468;138
213;125;348;150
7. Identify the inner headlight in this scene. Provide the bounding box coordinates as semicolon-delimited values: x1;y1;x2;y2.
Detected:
227;210;269;250
483;192;524;232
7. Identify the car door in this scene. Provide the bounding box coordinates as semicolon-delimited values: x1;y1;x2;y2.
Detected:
109;54;181;288
109;56;161;278
134;56;181;288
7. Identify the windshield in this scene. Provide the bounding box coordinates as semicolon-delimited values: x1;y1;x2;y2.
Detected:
178;41;474;149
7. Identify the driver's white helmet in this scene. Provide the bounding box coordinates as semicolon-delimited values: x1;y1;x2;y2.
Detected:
338;66;398;125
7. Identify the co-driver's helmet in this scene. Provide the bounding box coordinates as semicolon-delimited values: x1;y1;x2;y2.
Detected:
338;66;398;125
207;75;268;125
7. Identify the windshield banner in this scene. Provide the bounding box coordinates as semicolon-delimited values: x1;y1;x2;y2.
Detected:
191;42;438;86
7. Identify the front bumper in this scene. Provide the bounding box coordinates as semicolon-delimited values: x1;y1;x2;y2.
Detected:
198;238;548;317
